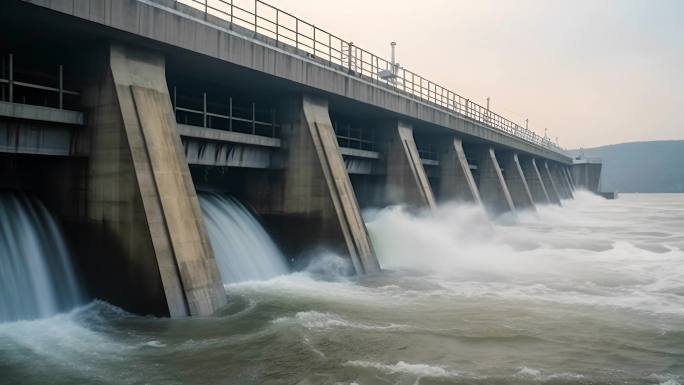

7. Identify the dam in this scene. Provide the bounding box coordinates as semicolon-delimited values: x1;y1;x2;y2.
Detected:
0;0;600;319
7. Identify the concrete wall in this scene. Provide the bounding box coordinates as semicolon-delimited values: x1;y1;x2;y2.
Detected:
382;122;436;209
279;94;380;275
572;163;602;193
83;43;226;317
475;146;515;215
500;153;535;210
438;137;480;204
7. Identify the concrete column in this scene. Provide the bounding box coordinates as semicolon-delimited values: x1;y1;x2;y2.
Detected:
541;161;562;205
438;137;481;204
520;157;551;204
280;94;380;275
476;147;515;215
85;44;226;317
383;121;436;209
500;153;536;210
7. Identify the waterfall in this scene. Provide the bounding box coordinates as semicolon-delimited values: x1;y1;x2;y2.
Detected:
199;193;289;284
0;192;82;323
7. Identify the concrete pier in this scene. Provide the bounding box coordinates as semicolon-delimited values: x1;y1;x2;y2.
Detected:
85;44;226;317
541;161;563;205
280;95;380;275
500;153;535;210
383;122;436;209
438;137;481;204
476;147;515;214
520;158;551;204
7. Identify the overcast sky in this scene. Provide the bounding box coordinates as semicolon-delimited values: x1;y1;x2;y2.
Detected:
219;0;683;149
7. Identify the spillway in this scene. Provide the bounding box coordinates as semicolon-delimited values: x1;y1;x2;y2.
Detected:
0;192;82;323
199;193;289;284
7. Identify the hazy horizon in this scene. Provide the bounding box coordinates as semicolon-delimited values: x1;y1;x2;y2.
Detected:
220;0;683;149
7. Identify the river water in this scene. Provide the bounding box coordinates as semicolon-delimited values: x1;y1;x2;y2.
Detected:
1;192;683;385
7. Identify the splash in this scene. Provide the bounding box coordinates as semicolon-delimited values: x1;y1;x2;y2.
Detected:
199;193;289;284
0;192;82;323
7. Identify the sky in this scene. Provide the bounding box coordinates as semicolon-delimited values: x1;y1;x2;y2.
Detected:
221;0;683;149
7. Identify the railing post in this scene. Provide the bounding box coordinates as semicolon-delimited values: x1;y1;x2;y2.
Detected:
347;42;353;72
58;64;64;109
8;53;13;103
230;0;234;26
275;9;279;43
328;34;332;61
203;92;207;128
271;109;276;137
313;26;317;56
229;97;233;131
251;102;256;135
254;0;258;36
173;86;177;116
295;19;299;49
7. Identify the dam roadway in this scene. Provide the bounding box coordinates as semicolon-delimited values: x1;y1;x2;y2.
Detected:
0;0;599;318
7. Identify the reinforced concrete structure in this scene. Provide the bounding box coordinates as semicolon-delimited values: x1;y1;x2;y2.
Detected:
0;0;585;317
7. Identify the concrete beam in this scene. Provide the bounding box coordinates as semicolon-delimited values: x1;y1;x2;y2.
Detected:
0;119;88;157
85;44;226;317
438;137;481;204
177;124;281;148
500;153;536;210
476;147;515;215
0;101;84;125
541;161;562;205
383;121;437;209
280;94;380;275
520;157;551;205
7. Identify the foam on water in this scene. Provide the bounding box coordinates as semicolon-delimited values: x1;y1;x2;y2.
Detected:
365;191;684;316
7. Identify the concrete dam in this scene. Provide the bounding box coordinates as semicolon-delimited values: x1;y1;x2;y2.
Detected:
0;0;601;319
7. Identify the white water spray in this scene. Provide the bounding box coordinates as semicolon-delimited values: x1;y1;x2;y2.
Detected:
199;193;289;284
0;192;82;323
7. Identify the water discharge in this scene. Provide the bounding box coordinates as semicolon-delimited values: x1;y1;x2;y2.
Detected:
0;192;82;323
1;193;683;384
199;192;289;284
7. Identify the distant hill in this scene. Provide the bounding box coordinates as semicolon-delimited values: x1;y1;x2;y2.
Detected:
570;140;684;193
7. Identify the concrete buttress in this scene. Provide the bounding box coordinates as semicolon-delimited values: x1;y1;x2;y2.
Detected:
521;158;551;205
279;95;380;275
476;147;515;215
500;153;536;210
383;121;437;209
541;161;562;205
439;137;481;204
85;44;226;317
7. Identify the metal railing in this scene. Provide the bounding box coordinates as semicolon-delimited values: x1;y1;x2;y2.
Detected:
172;86;279;138
177;0;565;154
0;53;79;110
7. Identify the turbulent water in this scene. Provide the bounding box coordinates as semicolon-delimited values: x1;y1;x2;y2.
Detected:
0;192;82;323
1;192;683;385
199;193;290;284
